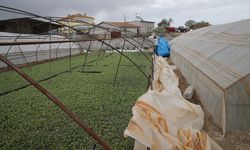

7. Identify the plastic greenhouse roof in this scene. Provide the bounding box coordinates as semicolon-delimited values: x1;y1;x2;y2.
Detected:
171;19;250;89
0;32;77;54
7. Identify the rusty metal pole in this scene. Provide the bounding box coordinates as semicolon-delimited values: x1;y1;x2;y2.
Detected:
0;6;149;80
49;17;52;83
113;40;126;87
17;45;31;70
81;27;95;73
68;19;72;73
35;36;48;64
0;55;112;150
96;42;104;65
55;40;62;60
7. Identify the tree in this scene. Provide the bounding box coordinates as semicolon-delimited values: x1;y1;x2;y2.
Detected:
185;20;211;30
156;18;173;34
158;18;173;28
193;21;210;29
185;20;196;29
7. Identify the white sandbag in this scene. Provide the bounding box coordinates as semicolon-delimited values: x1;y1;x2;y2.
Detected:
183;86;194;100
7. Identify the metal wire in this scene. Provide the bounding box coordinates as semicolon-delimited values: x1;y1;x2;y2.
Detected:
113;40;126;86
0;54;112;150
0;6;156;149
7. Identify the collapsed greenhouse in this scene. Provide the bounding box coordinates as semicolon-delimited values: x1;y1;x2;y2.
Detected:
170;19;250;134
0;6;159;150
1;5;250;150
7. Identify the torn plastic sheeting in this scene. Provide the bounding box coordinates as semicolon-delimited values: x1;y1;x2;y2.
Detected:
124;56;212;150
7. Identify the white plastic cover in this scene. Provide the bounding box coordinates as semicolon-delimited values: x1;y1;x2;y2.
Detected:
0;32;79;68
124;56;213;150
170;19;250;133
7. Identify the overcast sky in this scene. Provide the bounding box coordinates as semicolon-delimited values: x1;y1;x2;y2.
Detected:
1;0;250;26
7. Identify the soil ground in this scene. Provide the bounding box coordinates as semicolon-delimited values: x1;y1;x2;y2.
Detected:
168;58;250;150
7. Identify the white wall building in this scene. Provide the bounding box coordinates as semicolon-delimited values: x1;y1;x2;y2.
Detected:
129;20;155;36
89;21;141;38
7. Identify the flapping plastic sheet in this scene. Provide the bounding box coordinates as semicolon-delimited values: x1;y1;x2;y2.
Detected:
124;56;212;150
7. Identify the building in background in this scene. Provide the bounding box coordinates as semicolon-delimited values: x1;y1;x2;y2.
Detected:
58;13;95;36
129;20;154;36
129;15;155;36
0;18;62;34
89;21;141;39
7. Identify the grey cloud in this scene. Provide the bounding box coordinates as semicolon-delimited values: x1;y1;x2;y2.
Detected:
0;0;250;26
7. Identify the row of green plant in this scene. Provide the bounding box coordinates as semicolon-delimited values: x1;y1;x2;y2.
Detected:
0;52;151;149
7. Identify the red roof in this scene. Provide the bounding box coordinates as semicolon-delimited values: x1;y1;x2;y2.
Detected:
104;22;140;28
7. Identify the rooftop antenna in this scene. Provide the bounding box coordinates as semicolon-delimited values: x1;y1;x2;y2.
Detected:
124;14;126;22
135;13;144;21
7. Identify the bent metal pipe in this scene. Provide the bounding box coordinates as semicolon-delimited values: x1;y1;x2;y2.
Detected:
0;54;112;150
